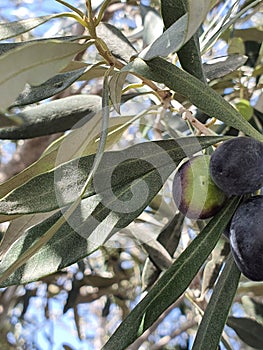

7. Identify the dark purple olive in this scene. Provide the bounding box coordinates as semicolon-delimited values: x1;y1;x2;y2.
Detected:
229;195;263;281
173;155;227;219
210;137;263;196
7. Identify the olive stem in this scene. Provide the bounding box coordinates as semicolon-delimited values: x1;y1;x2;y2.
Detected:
180;108;217;136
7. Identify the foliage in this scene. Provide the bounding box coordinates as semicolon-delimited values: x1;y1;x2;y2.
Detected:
0;0;263;349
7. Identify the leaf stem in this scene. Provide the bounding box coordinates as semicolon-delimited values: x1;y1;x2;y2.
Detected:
55;0;85;17
85;0;97;37
95;0;113;25
55;12;89;28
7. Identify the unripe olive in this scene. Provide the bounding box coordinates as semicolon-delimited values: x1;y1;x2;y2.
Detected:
210;137;263;196
173;155;227;219
229;195;263;281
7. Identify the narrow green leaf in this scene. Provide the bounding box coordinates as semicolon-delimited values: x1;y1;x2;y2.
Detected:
125;227;172;270
122;57;263;142
0;136;228;215
0;212;55;260
0;95;101;139
241;296;263;325
200;0;262;53
192;254;241;350
140;5;163;46
39;60;111;85
0;41;86;110
0;136;230;286
161;0;206;82
186;0;213;43
92;65;111;185
227;316;263;349
60;60;88;72
141;257;161;291
141;0;211;60
96;22;137;63
55;0;85;18
140;14;188;60
0;15;59;40
103;197;241;350
77;65;111;81
0;36;80;57
203;54;248;81
142;212;184;290
109;72;128;113
177;36;206;83
0;196;116;286
157;212;185;256
11;67;87;108
0;115;134;203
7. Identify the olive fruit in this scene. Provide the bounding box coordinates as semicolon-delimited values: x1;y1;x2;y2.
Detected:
229;195;263;281
210;137;263;196
173;155;227;219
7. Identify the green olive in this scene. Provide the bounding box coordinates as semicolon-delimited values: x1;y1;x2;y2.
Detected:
173;155;227;219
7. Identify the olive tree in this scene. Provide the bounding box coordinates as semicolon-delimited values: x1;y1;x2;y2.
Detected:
0;0;263;349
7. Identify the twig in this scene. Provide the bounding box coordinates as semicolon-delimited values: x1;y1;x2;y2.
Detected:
151;318;197;350
180;108;216;136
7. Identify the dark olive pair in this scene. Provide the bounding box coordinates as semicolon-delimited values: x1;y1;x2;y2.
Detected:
173;137;263;281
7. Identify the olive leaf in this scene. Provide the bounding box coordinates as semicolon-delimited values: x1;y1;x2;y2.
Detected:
0;95;101;139
11;67;87;108
192;254;241;350
0;15;60;40
103;197;241;350
124;226;172;270
203;54;248;81
0;36;79;57
241;296;263;325
0;40;87;110
0;212;56;261
161;0;206;82
0;115;134;203
142;212;184;290
238;282;263;297
140;5;163;46
227;316;263;349
141;0;211;60
122;57;263;142
109;72;128;113
96;22;137;63
140;14;188;60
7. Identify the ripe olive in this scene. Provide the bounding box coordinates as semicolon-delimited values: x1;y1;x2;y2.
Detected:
173;155;227;219
210;137;263;196
229;195;263;281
